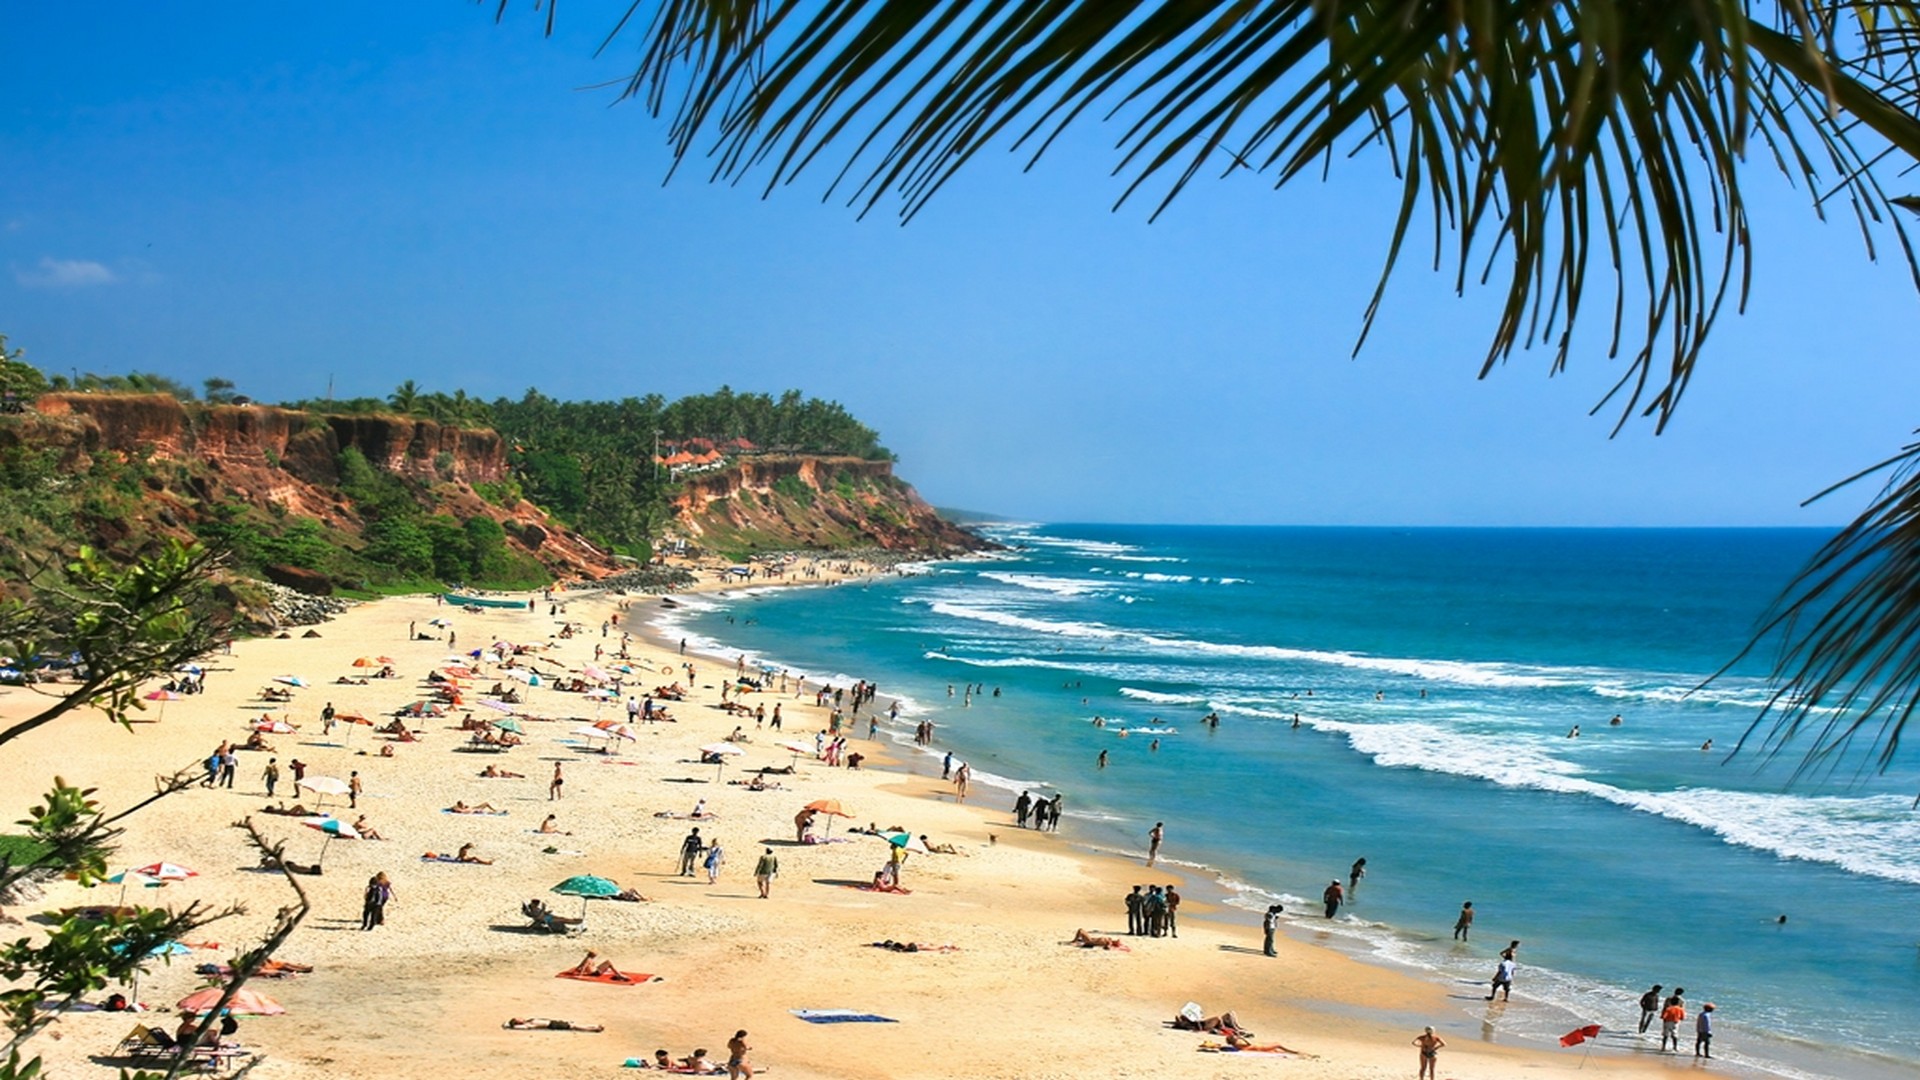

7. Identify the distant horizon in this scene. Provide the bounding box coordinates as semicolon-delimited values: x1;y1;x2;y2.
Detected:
947;516;1841;532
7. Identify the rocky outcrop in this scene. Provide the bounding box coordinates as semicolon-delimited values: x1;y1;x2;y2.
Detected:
31;394;506;484
669;455;987;555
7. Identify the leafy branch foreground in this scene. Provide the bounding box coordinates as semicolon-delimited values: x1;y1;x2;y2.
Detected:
0;545;306;1078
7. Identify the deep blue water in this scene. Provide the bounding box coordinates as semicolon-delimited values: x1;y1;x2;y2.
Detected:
661;526;1920;1078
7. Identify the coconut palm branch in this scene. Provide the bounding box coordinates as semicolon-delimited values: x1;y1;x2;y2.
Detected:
500;1;1920;771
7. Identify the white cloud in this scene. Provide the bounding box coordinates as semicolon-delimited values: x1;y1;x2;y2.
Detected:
15;256;118;288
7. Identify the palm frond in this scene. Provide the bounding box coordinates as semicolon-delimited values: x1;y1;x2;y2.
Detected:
537;0;1920;434
1723;440;1920;782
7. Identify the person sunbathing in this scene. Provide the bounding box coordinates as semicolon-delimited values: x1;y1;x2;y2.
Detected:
920;835;964;855
565;950;630;979
1070;929;1129;950
1173;1010;1245;1035
867;871;909;894
243;732;275;751
610;887;652;903
377;719;408;735
537;814;569;835
1222;1030;1302;1054
259;802;314;816
479;765;525;778
352;815;384;840
377;744;396;757
504;1017;603;1032
454;843;492;864
446;801;502;814
680;1049;714;1072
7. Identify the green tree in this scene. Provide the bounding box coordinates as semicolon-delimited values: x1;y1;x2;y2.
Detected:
388;379;422;415
202;376;240;404
0;336;45;402
363;516;434;577
512;0;1920;772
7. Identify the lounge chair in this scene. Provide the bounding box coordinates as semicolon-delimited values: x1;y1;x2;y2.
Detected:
522;899;582;933
113;1024;248;1073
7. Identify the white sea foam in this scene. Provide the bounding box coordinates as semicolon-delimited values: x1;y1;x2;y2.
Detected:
1296;715;1920;885
976;571;1107;598
1118;687;1208;706
918;600;1587;690
1110;554;1186;563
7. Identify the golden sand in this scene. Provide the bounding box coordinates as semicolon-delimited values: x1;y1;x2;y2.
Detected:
1;570;1684;1079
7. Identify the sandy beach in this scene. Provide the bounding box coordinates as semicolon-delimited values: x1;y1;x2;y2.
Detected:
2;570;1700;1080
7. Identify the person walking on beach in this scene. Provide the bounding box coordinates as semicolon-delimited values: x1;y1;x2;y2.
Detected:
348;771;362;809
704;839;726;884
1694;1002;1715;1058
941;752;952;779
1323;879;1345;919
1413;1027;1445;1079
753;847;778;899
679;828;704;876
1487;953;1515;1001
1126;886;1144;935
953;762;970;802
219;749;237;788
549;762;564;801
1146;822;1164;867
1453;901;1474;941
1262;904;1283;956
1637;983;1664;1033
263;757;280;798
1015;791;1032;828
1349;857;1367;897
289;758;306;785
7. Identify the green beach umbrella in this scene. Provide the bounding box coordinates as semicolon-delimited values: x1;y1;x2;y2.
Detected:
492;717;524;734
551;874;622;922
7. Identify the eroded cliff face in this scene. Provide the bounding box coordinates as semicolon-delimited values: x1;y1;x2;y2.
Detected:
16;394;609;581
670;455;985;554
31;395;506;484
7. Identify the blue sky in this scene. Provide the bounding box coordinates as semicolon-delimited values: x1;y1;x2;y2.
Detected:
5;4;1917;526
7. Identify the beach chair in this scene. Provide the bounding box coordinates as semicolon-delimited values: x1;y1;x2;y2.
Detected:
115;1024;177;1065
522;899;582;934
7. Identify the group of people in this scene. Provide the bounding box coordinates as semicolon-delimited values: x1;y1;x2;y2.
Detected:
1012;790;1062;831
1123;884;1181;937
1638;984;1715;1057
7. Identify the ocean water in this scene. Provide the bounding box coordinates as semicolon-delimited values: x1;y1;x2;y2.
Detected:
657;525;1920;1078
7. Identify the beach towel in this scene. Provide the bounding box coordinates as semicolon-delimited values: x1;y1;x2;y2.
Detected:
790;1009;898;1024
556;969;659;985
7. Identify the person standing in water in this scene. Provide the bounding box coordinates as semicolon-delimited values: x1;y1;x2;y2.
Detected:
1146;822;1164;867
1349;857;1367;897
1453;901;1474;941
1637;983;1664;1033
1322;879;1344;919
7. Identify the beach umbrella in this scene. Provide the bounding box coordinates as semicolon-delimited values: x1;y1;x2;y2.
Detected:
335;710;372;748
550;874;623;923
582;664;609;683
351;657;376;668
604;723;638;742
477;698;515;714
103;870;163;905
302;816;360;862
777;739;815;768
492;717;523;734
298;775;350;810
804;799;853;839
570;724;608;749
174;664;203;676
178;986;285;1016
880;831;929;854
272;676;306;688
132;862;197;882
142;688;180;720
428;618;451;628
503;669;533;684
699;741;744;781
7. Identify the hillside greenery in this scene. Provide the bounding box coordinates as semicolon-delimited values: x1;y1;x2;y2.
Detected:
0;340;897;586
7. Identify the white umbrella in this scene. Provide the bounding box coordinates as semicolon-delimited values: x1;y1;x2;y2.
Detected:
477;699;517;713
699;741;745;781
603;723;638;742
298;775;350;810
777;739;815;768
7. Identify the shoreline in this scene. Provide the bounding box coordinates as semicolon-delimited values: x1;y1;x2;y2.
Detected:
0;581;1836;1080
640;573;1910;1080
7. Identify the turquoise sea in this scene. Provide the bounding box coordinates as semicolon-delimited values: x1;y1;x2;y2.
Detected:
658;525;1919;1079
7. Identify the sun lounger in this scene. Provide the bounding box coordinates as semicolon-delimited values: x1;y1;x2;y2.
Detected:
114;1024;248;1072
